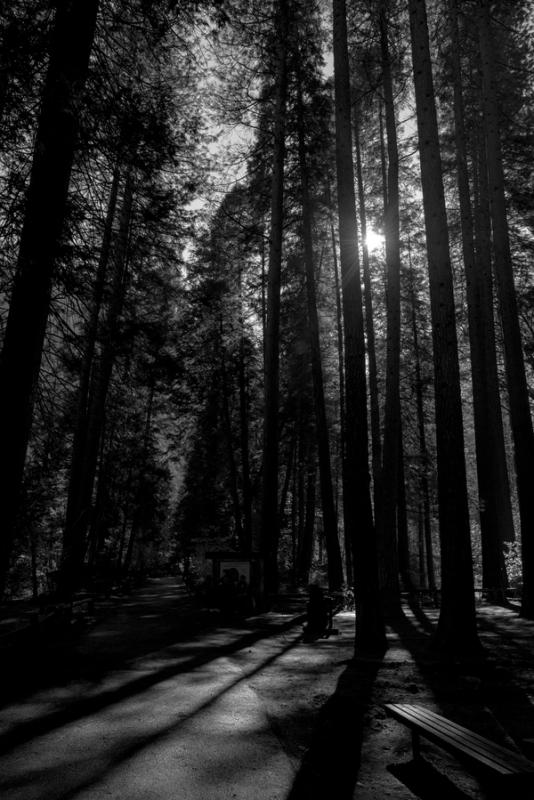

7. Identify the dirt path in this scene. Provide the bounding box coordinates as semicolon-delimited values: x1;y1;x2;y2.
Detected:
1;580;534;799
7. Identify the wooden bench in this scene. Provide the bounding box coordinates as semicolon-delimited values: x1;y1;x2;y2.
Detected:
384;703;534;795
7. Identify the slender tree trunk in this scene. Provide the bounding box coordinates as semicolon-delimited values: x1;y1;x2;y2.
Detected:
477;0;534;618
63;159;122;583
471;110;514;549
219;318;244;548
59;171;133;596
408;0;480;656
86;416;110;568
330;218;352;584
397;428;413;591
376;4;402;616
238;266;253;551
354;117;382;522
448;0;509;600
122;383;154;577
261;0;289;596
298;457;316;586
333;0;386;653
0;0;99;595
408;265;436;594
296;59;343;591
279;432;296;526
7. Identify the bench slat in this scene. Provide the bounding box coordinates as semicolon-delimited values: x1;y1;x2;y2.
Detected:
385;703;534;776
386;704;528;768
385;703;527;771
410;711;532;769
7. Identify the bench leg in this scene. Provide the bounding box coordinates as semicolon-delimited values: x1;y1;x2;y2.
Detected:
411;729;421;760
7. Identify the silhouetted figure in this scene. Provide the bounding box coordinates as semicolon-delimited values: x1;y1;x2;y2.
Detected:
304;584;332;640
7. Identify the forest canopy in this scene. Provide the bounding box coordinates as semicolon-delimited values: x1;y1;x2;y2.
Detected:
0;0;533;656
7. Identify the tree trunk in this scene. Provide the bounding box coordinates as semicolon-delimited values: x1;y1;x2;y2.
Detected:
333;0;386;653
408;0;480;656
261;0;289;596
472;109;514;550
408;263;436;594
354;116;382;523
477;0;534;618
59;170;133;596
397;428;413;592
122;383;154;577
376;4;402;616
0;0;99;595
238;266;253;551
296;58;343;591
219;317;244;548
63;159;122;587
448;0;509;601
330;219;351;584
298;456;316;587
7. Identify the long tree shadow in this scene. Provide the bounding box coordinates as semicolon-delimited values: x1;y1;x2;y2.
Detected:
0;629;308;800
0;581;223;701
386;605;534;798
1;575;307;704
286;652;384;800
0;612;305;754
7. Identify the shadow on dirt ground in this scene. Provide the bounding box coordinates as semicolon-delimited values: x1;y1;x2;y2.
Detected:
0;579;218;699
286;653;384;800
0;579;306;755
384;603;534;798
0;630;307;800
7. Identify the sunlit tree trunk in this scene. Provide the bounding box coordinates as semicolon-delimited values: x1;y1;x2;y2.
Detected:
376;4;402;616
0;0;99;596
330;219;352;584
296;58;343;591
354;117;382;523
408;0;479;656
333;0;386;653
477;0;534;618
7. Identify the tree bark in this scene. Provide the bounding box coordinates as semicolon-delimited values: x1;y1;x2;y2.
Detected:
63;159;122;587
448;0;509;600
408;262;436;594
330;219;351;584
238;266;253;551
0;0;99;595
354;116;382;523
408;0;480;656
59;170;133;596
296;58;343;591
219;316;244;549
261;0;289;596
333;0;386;653
376;4;402;616
477;0;534;618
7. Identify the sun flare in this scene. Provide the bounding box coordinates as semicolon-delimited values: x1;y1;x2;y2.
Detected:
365;228;385;253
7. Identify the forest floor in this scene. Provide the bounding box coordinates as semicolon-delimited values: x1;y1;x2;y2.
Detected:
1;577;534;799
